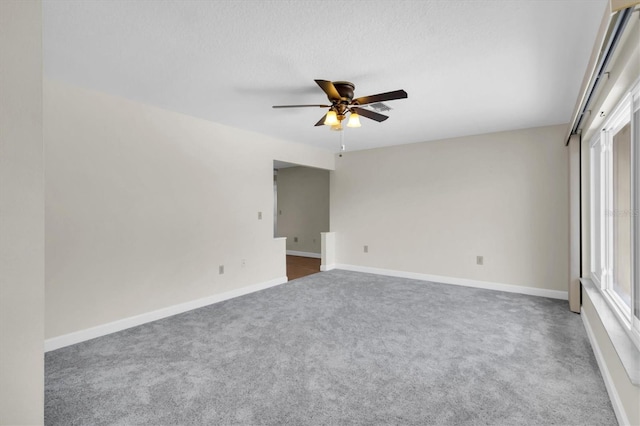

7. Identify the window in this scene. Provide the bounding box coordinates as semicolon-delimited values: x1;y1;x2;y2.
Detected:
612;122;632;306
590;78;640;348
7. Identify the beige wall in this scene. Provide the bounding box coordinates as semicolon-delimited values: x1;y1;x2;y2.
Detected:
0;0;45;424
276;166;330;254
44;80;334;339
331;124;569;292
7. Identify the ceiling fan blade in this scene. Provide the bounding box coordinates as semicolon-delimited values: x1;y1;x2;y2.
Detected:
315;80;341;100
353;89;407;106
314;114;327;127
272;104;330;108
351;107;388;122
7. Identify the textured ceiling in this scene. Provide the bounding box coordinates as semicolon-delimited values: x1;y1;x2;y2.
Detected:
43;0;607;153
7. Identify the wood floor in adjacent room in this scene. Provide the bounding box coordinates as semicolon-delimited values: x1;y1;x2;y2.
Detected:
286;255;320;281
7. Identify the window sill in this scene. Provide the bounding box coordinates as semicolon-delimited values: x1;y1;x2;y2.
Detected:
581;277;640;386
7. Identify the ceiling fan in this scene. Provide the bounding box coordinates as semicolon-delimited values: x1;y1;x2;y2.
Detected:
272;80;408;130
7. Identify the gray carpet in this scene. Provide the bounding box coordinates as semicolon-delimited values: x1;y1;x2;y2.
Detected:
46;270;616;425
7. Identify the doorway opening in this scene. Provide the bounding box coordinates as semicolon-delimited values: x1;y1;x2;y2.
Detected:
273;160;330;281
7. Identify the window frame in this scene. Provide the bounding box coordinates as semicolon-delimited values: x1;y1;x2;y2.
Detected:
589;77;640;350
632;82;640;334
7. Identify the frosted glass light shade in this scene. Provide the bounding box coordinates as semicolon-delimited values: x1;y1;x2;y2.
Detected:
330;122;343;131
347;111;361;128
324;110;338;125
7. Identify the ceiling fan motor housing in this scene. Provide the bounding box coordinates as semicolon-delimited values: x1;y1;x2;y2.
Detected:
331;81;356;117
332;81;355;101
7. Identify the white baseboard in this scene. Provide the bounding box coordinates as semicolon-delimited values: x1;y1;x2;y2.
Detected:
582;308;629;426
286;250;321;259
45;276;288;352
320;264;336;272
334;264;568;300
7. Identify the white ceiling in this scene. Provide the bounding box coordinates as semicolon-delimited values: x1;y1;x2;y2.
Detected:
43;0;607;153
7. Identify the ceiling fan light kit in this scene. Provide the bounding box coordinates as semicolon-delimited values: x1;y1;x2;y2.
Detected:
273;80;407;130
324;110;339;125
347;111;361;128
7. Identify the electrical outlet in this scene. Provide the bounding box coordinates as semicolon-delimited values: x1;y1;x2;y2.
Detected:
219;265;224;274
364;245;368;253
476;256;483;265
294;237;298;242
241;259;246;268
258;212;262;220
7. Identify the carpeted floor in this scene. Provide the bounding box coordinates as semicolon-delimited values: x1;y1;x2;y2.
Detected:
45;270;616;425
